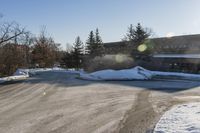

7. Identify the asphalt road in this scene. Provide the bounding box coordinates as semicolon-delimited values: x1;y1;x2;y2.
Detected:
1;71;200;133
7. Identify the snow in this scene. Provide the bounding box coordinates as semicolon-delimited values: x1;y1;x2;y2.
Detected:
0;67;80;84
0;72;29;84
79;66;200;81
13;69;29;76
0;68;31;84
154;102;200;133
79;66;153;80
2;66;200;83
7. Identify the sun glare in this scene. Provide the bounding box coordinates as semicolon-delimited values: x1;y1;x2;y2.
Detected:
137;44;147;52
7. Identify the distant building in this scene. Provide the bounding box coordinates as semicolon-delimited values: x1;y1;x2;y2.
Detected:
91;34;200;73
103;41;133;54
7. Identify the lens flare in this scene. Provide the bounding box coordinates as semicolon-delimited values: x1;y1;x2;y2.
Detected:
137;44;147;52
115;54;124;63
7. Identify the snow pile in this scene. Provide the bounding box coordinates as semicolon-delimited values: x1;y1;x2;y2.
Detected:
19;67;81;75
26;67;81;74
79;66;200;81
0;69;29;84
13;69;29;76
79;66;153;80
0;68;52;84
154;102;200;133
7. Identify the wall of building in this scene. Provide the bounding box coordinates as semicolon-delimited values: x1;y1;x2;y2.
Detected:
83;54;136;72
84;35;200;73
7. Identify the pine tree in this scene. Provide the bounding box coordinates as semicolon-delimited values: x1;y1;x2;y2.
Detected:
130;23;152;60
94;28;104;56
124;23;151;44
72;36;83;69
61;51;74;69
85;31;95;55
86;29;104;56
133;23;150;44
124;24;135;41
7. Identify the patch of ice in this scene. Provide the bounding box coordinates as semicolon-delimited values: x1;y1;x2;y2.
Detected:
154;102;200;133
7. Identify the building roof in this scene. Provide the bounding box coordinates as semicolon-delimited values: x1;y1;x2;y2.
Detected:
151;34;200;47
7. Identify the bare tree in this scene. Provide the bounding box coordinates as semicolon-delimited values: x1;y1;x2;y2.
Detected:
32;28;61;67
0;15;30;76
0;22;26;46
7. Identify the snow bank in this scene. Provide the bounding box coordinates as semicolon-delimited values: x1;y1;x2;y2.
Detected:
2;66;200;83
25;67;81;74
154;102;200;133
79;66;152;80
0;69;29;84
13;69;29;76
79;66;200;81
21;67;81;75
0;67;81;84
0;68;54;84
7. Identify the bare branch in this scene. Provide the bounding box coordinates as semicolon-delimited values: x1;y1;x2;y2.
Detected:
0;29;25;44
0;22;26;45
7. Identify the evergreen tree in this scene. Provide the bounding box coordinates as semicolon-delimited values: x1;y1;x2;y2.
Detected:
61;51;74;69
123;23;153;61
124;23;151;44
133;23;150;44
85;31;95;55
72;36;83;69
132;23;152;60
94;28;104;56
124;24;135;41
86;29;104;56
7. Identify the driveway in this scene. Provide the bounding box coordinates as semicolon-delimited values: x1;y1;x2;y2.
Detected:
0;71;200;133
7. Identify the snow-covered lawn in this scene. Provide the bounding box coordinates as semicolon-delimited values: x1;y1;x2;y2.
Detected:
154;102;200;133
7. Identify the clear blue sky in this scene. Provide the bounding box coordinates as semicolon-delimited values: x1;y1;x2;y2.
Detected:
1;0;200;48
